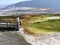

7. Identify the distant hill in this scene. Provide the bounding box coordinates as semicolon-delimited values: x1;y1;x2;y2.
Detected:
2;0;60;10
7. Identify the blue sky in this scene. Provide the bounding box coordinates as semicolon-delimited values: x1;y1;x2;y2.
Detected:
0;0;29;5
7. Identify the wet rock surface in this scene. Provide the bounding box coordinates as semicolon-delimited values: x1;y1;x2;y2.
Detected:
18;28;60;45
0;31;30;45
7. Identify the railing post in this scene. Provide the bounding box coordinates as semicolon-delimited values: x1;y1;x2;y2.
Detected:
16;17;19;31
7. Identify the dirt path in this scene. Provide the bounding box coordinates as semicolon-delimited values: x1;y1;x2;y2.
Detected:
0;31;31;45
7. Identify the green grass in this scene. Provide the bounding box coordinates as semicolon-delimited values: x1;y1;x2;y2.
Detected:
31;19;60;32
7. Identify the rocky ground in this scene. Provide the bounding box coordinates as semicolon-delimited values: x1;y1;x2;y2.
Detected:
0;28;60;45
0;31;31;45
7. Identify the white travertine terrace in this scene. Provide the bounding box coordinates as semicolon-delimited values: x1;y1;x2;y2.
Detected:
33;8;50;11
47;16;60;19
17;28;60;45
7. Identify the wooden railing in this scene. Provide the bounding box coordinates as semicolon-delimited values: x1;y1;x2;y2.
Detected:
0;17;20;31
